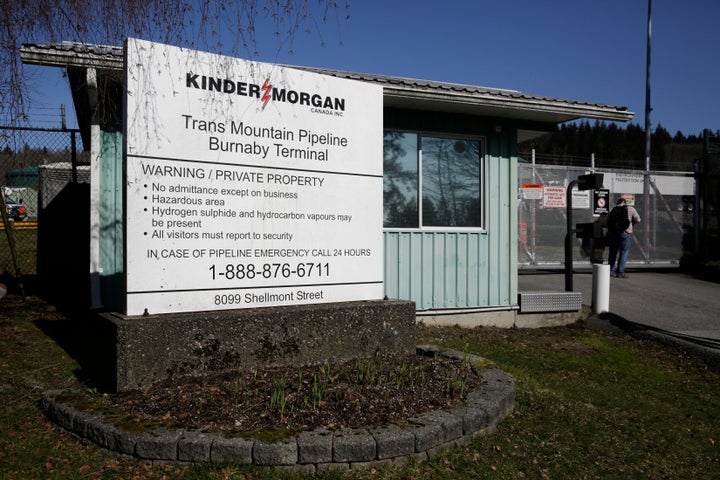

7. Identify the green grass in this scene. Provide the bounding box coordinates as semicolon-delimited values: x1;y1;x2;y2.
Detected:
0;227;37;275
1;294;719;479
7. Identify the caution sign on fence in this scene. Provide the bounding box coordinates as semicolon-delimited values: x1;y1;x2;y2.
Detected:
542;186;566;208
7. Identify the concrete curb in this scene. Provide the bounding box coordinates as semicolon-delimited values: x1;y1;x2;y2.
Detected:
41;347;515;471
633;330;720;368
590;313;720;369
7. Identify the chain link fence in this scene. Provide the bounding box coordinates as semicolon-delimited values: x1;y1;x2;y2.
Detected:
1;126;86;284
518;163;695;270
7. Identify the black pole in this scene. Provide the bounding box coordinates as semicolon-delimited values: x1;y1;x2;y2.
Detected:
564;179;579;291
645;0;652;167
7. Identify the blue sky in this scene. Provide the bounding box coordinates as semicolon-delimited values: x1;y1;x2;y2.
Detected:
26;0;719;137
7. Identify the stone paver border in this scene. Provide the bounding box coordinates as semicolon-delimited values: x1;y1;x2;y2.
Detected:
41;346;515;471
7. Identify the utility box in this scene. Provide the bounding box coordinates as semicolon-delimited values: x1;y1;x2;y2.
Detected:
575;221;603;239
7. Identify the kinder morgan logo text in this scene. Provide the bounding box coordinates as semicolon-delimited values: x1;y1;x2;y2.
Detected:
186;73;346;112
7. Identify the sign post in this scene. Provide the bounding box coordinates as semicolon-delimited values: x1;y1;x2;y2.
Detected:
565;173;604;291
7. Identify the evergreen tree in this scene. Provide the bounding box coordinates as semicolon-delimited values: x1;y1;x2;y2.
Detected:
519;121;707;171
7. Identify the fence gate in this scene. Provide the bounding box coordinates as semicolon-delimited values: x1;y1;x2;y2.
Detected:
1;125;86;293
518;163;695;270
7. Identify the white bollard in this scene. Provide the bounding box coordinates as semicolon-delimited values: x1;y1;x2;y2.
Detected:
592;263;610;314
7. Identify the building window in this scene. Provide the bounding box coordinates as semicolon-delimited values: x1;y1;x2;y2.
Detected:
383;131;484;229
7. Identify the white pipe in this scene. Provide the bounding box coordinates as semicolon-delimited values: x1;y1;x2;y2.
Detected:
89;124;103;310
592;263;610;314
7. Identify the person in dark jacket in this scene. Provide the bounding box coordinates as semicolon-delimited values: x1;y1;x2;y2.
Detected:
607;198;641;278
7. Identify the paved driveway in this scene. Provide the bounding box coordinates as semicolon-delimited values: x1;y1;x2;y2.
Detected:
518;271;720;342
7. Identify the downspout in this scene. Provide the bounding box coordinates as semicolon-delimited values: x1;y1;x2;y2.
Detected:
87;67;103;309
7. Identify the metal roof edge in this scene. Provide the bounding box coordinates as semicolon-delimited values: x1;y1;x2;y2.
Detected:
285;64;633;122
21;42;123;70
382;87;634;122
19;41;634;123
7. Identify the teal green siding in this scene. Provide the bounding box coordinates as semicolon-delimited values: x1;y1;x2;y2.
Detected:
384;231;487;309
384;131;518;310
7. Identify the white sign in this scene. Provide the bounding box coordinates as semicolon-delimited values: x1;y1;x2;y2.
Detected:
571;189;590;209
609;172;644;194
522;184;543;200
542;186;566;208
604;172;694;196
124;39;384;315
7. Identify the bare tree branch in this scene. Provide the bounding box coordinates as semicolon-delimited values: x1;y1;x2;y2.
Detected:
0;0;349;124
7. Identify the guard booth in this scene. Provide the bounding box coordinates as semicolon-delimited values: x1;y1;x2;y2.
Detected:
21;41;634;326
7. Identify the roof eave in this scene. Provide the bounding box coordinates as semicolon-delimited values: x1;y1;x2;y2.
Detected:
383;87;635;124
19;42;634;125
21;45;123;71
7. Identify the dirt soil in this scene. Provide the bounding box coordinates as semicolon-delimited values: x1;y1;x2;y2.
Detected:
108;354;482;433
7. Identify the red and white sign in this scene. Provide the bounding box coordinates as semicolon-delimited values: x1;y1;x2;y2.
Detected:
522;183;543;200
542;186;566;208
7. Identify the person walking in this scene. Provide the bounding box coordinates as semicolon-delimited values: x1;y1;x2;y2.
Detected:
607;198;641;278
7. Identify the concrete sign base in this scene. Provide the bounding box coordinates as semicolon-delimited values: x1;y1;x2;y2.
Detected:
99;300;416;392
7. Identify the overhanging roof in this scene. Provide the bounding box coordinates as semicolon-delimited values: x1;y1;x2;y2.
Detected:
21;41;634;139
289;65;634;125
21;42;124;71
